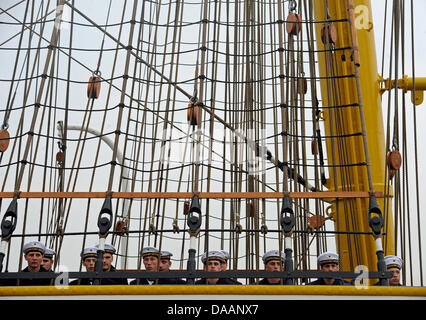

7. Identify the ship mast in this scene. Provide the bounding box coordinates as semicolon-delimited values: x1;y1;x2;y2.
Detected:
312;0;395;276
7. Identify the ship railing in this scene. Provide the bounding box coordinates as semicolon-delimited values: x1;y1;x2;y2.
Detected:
0;270;393;284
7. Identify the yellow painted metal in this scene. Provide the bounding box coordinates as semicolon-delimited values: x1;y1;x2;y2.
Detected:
312;0;395;279
379;75;426;105
0;285;425;298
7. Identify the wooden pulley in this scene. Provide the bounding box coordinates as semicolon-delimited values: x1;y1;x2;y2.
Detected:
321;23;337;45
387;150;402;171
297;77;308;95
0;129;10;152
388;168;396;180
113;220;128;235
183;200;190;215
309;214;326;230
286;12;302;36
56;151;64;164
187;103;199;126
87;76;101;99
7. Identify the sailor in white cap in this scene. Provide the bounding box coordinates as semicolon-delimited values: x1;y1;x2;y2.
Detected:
131;246;177;285
95;243;127;285
94;243;116;272
41;248;55;272
130;246;159;285
159;250;173;272
19;241;51;286
22;241;46;272
217;249;241;284
219;250;230;271
70;246;98;285
71;244;127;286
384;255;403;286
81;246;98;264
195;250;241;285
306;251;349;286
159;250;186;284
141;246;160;272
259;250;285;285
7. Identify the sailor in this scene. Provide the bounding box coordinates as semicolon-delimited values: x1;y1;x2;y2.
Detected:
195;250;241;285
306;251;350;286
19;241;51;286
371;255;403;286
384;255;403;286
131;246;175;285
258;250;286;285
70;244;127;285
94;243;128;285
42;248;56;272
159;250;186;284
219;250;230;271
70;246;98;285
159;250;173;272
218;249;241;284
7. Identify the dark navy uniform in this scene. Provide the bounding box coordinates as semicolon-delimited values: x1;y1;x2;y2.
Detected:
0;266;52;286
19;265;52;286
159;250;186;284
306;278;350;285
130;277;186;285
258;278;286;285
70;265;127;285
195;277;241;285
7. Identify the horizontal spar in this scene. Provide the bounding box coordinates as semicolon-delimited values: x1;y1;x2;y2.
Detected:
0;191;383;199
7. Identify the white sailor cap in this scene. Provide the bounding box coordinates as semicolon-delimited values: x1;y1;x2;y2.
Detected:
262;250;285;264
81;247;98;260
23;241;46;255
219;250;230;261
201;250;226;264
95;243;116;255
142;246;160;258
384;255;403;270
317;252;339;266
160;250;173;260
44;248;56;259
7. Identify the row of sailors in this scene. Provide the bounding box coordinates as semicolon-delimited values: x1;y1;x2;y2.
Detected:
0;241;403;286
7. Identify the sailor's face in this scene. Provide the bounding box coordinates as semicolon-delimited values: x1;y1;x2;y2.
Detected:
206;260;222;272
41;257;53;271
24;251;43;269
143;255;159;272
321;263;339;272
103;253;113;271
265;259;283;283
265;259;283;272
388;267;401;286
220;262;228;271
159;258;171;272
83;257;96;272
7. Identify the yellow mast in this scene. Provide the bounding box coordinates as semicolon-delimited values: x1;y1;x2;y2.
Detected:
312;0;395;276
